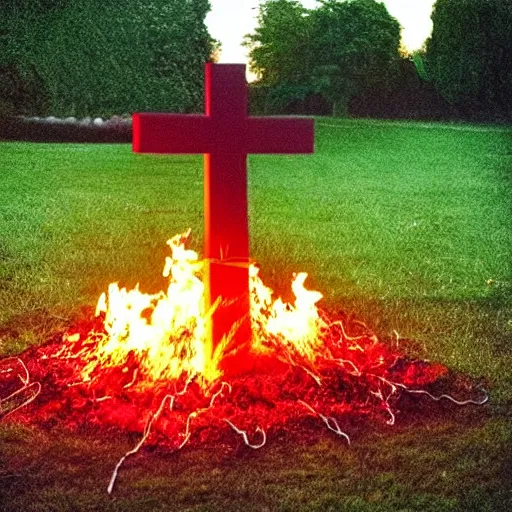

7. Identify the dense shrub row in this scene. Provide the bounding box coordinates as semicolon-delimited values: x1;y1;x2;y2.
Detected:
0;0;213;118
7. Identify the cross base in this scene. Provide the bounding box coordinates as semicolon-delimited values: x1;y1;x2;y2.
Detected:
204;260;251;362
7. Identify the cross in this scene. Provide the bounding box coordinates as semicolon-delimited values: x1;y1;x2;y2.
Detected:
133;63;314;364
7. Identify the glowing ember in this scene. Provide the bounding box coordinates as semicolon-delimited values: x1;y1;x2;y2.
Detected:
0;231;488;494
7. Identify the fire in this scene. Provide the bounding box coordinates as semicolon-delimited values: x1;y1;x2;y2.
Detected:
250;266;325;362
78;231;209;383
69;230;326;388
1;230;487;494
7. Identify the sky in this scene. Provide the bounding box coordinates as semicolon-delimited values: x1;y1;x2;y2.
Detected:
206;0;436;67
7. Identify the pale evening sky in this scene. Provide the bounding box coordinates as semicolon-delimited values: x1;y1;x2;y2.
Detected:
206;0;436;65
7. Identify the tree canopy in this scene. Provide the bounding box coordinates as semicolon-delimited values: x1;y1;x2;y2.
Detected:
0;0;215;116
426;0;512;120
245;0;401;116
245;0;310;86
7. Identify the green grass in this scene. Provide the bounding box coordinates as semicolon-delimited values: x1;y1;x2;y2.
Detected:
1;119;511;510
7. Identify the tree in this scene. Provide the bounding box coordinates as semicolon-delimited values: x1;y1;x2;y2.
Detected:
0;0;215;116
245;0;401;116
308;0;401;116
426;0;512;120
244;0;310;85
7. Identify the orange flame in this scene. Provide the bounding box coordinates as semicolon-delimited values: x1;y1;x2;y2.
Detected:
71;231;325;387
250;266;325;361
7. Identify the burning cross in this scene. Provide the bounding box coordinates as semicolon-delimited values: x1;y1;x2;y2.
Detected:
133;63;314;360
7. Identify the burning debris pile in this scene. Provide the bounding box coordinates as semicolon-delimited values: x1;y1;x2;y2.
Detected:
0;231;487;492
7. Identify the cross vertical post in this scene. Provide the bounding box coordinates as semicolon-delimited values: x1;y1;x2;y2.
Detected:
203;65;251;361
133;63;314;366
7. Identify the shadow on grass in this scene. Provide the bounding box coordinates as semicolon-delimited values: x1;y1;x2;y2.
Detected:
0;406;510;512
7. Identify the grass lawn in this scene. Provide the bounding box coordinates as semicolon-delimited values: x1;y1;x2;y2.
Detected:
1;119;511;510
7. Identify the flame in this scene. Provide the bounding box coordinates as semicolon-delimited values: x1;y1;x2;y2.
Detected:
79;231;208;383
250;266;325;361
72;231;325;387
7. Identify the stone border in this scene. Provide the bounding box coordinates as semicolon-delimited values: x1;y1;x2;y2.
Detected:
0;115;132;143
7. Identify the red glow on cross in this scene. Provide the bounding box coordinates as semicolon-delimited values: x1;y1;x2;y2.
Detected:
133;64;314;359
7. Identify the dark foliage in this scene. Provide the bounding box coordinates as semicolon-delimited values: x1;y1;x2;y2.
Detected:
426;0;512;121
249;83;332;116
247;0;512;121
0;0;214;117
350;58;456;120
